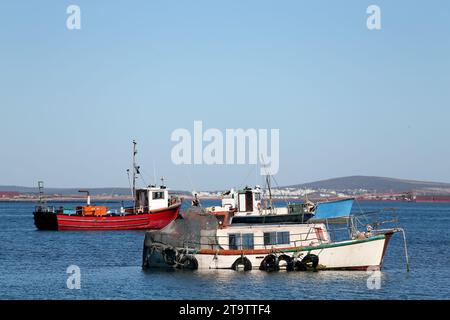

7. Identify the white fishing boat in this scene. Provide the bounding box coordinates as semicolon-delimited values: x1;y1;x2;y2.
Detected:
203;182;355;225
142;207;410;272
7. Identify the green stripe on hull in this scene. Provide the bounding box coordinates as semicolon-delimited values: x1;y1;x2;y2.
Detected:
279;234;386;254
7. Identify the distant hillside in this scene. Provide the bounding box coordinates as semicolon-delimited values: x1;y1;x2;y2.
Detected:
2;176;450;196
286;176;450;194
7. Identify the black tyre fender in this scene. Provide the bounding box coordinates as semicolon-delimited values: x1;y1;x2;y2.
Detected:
277;254;294;271
259;254;279;272
231;257;252;271
301;254;319;271
177;255;199;270
162;248;177;266
294;260;307;271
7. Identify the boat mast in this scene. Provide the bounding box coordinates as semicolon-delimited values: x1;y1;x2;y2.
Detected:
266;174;273;213
260;155;274;213
38;181;45;205
132;140;138;209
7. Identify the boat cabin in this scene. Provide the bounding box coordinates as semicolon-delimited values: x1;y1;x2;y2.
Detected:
237;186;262;213
216;223;331;251
135;185;170;213
221;186;262;213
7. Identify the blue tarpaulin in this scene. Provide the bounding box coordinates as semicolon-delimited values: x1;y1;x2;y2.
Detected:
310;198;354;221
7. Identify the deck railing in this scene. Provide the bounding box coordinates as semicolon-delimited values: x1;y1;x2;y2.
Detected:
179;208;400;252
180;227;327;251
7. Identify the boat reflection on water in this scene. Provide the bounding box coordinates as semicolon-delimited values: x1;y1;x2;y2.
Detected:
141;266;388;299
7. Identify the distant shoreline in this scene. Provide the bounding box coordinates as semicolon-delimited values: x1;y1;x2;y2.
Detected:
1;196;450;203
0;197;133;203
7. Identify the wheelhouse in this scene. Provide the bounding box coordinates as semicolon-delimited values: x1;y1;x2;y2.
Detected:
236;186;262;213
220;186;263;213
135;185;170;212
216;223;331;251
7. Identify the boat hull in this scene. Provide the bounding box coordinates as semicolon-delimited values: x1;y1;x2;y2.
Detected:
34;204;181;231
143;232;393;271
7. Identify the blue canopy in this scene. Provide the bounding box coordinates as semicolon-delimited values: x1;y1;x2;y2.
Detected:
310;198;354;222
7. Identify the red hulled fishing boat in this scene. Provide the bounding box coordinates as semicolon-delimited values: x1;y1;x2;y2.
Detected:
33;141;182;231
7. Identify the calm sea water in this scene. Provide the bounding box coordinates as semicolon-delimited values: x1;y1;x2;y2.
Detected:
0;200;449;300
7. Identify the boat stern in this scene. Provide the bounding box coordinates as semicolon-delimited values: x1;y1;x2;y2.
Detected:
33;208;58;230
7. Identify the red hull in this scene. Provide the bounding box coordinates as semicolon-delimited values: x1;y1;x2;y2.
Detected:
35;204;181;231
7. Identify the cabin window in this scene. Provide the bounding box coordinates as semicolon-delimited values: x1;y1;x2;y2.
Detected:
264;231;290;246
152;192;165;200
278;232;290;245
229;234;238;249
229;233;254;250
242;234;254;249
136;190;148;208
255;193;261;201
263;232;277;246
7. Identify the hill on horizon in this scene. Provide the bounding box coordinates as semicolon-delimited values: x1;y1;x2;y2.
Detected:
286;176;450;194
2;176;450;195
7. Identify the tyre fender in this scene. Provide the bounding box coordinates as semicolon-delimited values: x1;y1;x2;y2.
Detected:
259;254;279;272
232;257;252;271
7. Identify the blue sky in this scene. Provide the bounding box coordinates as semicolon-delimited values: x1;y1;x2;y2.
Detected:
0;1;449;190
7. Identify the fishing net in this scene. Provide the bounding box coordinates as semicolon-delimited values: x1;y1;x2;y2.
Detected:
144;207;220;250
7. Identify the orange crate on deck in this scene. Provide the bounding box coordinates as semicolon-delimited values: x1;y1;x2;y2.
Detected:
76;206;107;216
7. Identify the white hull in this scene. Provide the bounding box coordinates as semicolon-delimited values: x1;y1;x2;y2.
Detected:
145;233;393;271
